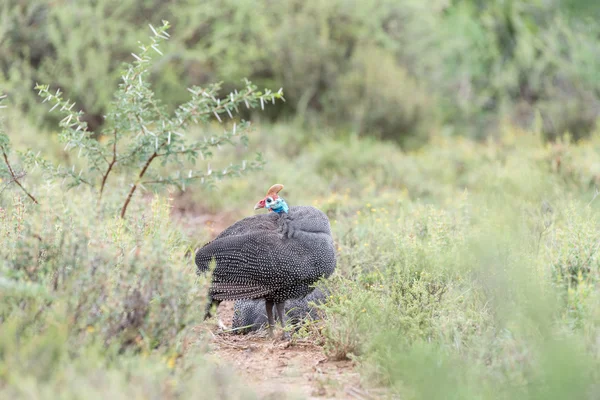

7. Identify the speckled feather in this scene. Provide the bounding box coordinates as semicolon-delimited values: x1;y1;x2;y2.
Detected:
231;287;328;334
195;205;336;303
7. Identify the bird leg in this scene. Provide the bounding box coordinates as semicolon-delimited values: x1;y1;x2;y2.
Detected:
276;302;291;340
265;300;275;337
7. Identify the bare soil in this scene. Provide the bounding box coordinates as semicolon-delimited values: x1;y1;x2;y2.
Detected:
199;303;383;400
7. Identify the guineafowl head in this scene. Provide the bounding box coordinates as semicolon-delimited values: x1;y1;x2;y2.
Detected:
254;184;289;214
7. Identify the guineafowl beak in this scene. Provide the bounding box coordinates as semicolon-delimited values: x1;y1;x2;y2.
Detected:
254;199;266;210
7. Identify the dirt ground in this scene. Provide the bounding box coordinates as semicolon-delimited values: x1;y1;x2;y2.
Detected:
197;302;384;400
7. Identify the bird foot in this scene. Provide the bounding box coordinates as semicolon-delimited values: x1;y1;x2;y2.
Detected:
279;331;292;341
266;326;290;341
217;319;228;331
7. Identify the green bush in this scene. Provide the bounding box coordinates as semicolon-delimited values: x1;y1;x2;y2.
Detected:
2;3;600;395
3;102;600;397
284;128;600;397
0;94;38;204
320;189;600;398
416;0;600;139
3;0;599;141
0;0;191;128
328;46;434;145
29;21;281;218
0;22;283;397
0;190;204;352
167;0;440;143
0;169;265;397
0;185;255;397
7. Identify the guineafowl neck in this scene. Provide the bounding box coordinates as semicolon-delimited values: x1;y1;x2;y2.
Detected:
270;199;289;214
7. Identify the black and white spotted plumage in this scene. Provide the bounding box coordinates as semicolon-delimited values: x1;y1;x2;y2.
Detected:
231;287;328;334
195;206;336;304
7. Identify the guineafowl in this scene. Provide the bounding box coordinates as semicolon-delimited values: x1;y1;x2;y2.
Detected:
231;287;328;334
195;184;336;337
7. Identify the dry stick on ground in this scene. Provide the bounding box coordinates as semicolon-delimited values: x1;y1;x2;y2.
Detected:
1;148;38;204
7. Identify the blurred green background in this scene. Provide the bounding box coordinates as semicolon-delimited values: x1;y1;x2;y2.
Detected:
2;1;600;399
2;0;600;145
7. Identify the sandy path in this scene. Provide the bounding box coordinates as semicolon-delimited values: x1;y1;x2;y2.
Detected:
200;303;383;400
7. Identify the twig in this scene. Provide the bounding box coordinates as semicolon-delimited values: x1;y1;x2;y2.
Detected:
587;187;599;208
98;129;117;204
120;150;158;218
0;171;25;195
1;149;38;204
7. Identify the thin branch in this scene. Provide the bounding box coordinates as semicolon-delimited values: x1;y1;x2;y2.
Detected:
140;178;185;191
0;171;25;195
141;174;208;186
98;129;118;204
117;141;146;163
63;172;93;187
1;148;38;204
120;150;159;218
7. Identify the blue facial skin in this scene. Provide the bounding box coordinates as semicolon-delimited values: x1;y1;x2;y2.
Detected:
266;197;289;214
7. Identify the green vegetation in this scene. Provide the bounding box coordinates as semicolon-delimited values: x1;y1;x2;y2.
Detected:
2;0;600;143
1;0;600;398
31;21;281;218
4;112;600;398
